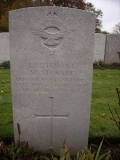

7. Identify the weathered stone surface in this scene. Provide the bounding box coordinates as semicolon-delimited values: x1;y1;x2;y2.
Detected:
9;7;95;155
105;34;120;64
93;33;106;62
0;32;10;63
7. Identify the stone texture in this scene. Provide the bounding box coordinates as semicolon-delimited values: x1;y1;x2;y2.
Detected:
9;7;95;155
93;33;106;62
0;32;10;63
105;34;120;64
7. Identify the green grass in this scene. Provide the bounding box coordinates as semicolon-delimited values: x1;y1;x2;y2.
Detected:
90;69;120;139
0;69;13;138
0;69;120;140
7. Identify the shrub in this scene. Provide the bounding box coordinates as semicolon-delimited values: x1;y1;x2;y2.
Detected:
108;88;120;130
0;141;38;160
93;60;105;69
0;140;111;160
0;61;10;68
0;123;111;160
42;139;110;160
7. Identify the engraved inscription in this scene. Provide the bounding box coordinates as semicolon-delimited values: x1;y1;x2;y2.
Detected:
15;76;88;93
29;62;74;69
35;97;68;147
15;61;88;94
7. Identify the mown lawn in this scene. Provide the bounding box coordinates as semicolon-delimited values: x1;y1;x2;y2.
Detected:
0;69;13;138
0;69;120;140
90;69;120;139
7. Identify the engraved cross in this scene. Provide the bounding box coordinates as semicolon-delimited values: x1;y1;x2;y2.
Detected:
34;97;69;147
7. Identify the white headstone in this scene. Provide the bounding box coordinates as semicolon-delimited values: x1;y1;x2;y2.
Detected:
93;33;106;62
9;7;95;155
105;34;120;64
0;32;10;63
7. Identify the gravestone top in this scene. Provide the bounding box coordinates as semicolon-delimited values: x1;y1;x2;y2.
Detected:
9;6;95;155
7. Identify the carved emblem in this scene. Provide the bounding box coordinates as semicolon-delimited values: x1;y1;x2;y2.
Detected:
47;11;58;19
32;10;64;49
32;26;64;49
